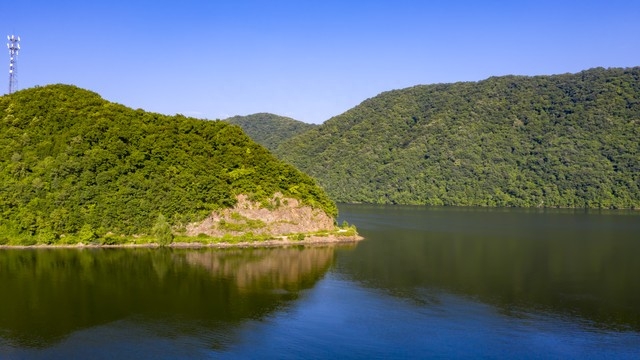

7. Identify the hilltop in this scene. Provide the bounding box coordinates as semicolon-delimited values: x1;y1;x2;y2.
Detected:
224;113;316;152
0;85;343;245
276;67;640;208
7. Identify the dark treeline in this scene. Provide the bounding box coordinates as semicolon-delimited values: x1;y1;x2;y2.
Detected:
0;85;336;243
275;67;640;208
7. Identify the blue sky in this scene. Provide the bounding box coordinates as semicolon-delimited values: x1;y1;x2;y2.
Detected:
4;0;640;123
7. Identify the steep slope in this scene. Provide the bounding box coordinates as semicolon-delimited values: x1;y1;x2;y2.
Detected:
0;85;337;243
277;67;640;208
225;113;316;152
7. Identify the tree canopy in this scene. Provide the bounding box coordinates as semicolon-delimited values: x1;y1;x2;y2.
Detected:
276;67;640;208
0;85;336;242
225;113;316;152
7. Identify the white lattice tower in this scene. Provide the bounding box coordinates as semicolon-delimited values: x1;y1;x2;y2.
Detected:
7;34;20;94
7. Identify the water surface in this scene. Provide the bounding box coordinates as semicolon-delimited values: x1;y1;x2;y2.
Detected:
0;205;638;359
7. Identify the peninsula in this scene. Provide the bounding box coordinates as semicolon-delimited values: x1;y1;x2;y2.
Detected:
0;85;360;247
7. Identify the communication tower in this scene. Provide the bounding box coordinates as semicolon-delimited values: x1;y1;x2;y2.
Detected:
7;34;20;94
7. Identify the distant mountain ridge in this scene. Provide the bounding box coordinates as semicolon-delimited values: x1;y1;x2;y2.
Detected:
275;67;640;208
225;113;316;152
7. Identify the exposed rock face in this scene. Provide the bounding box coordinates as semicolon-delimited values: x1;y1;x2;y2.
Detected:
185;193;335;237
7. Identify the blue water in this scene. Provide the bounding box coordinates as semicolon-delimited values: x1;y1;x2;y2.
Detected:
1;205;639;359
7;275;638;359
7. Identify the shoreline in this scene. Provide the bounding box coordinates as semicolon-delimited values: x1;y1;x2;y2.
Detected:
0;234;364;250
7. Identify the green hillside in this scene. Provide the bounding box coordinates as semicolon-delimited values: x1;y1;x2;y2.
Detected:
276;67;640;208
225;113;316;152
0;85;336;243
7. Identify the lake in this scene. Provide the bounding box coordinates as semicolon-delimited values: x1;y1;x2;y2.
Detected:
1;204;639;359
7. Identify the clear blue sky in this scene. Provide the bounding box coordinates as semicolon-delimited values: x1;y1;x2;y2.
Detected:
5;0;640;123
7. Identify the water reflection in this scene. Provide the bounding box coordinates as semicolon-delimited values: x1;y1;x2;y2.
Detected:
183;247;336;292
0;246;345;349
336;204;640;330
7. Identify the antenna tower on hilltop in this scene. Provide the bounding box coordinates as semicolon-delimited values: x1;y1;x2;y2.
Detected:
7;34;20;94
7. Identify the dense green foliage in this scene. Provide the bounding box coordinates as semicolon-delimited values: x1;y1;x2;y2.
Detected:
277;67;640;208
0;85;336;242
225;113;316;152
152;214;173;246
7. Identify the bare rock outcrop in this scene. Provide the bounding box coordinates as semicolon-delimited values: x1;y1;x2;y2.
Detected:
185;193;335;237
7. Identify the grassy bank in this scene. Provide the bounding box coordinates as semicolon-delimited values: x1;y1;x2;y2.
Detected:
0;224;361;248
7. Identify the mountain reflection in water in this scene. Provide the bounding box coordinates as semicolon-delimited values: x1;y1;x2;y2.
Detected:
1;205;638;358
0;246;345;349
336;204;640;331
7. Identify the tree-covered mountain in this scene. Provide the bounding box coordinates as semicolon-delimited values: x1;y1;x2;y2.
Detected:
276;67;640;209
0;85;337;243
225;113;316;152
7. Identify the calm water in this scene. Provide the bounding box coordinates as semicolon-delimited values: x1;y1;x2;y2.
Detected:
1;205;639;359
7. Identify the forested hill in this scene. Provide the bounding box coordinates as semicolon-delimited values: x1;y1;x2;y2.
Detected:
276;67;640;208
0;85;336;241
225;113;316;152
